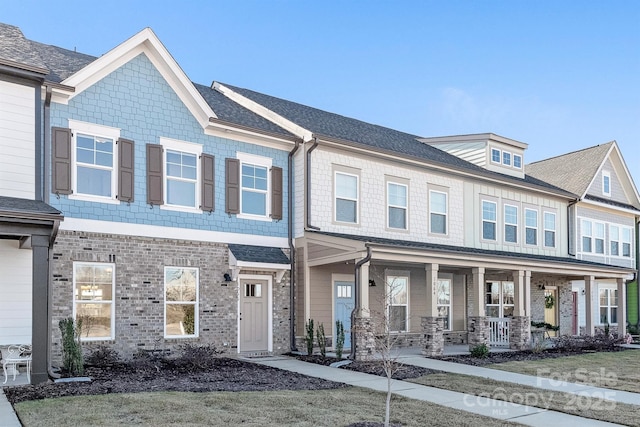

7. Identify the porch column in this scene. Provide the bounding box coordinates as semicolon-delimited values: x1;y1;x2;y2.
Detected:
510;270;531;350
31;234;50;385
359;262;370;316
585;275;595;336
468;267;489;349
422;264;444;356
617;278;627;336
353;259;374;360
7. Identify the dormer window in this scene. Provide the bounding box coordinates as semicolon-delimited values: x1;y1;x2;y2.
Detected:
503;152;512;166
513;154;522;169
603;171;611;196
491;148;501;163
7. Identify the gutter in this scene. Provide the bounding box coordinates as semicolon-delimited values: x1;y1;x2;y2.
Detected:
44;85;52;204
288;139;302;351
349;245;372;359
305;137;320;230
568;198;579;256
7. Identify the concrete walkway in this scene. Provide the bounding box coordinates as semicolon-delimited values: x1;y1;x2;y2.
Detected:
251;356;624;426
0;389;21;427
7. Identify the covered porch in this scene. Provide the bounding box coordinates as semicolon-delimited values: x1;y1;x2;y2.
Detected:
297;231;632;360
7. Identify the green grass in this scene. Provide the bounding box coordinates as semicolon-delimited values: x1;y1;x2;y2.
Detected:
490;350;640;393
409;372;640;426
14;388;525;427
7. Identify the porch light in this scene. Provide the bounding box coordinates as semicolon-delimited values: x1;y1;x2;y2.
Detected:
223;273;232;282
538;284;546;290
368;279;376;287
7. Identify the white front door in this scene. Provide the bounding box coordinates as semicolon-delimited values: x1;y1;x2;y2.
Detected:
239;279;269;352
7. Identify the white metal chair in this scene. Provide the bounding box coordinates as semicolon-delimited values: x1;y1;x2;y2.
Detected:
1;344;32;384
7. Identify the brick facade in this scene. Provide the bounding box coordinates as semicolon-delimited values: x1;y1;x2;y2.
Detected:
51;230;289;362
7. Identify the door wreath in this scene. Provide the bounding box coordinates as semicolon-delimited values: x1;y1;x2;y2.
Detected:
544;294;555;309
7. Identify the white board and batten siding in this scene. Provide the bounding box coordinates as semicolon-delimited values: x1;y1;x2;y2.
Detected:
0;79;36;199
0;240;33;345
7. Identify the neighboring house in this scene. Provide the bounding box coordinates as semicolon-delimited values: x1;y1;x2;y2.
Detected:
212;83;635;358
0;23;298;384
527;142;640;336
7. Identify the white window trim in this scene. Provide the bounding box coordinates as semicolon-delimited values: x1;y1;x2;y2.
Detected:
429;190;448;236
524;208;538;246
386;181;408;230
598;286;618;325
160;137;203;214
437;278;452;331
602;171;611;197
513;154;523;169
543;211;556;248
164;266;200;339
386;271;410;333
622;227;633;258
610;225;620;257
581;219;593;253
502;151;512;166
72;261;116;341
334;171;360;225
503;203;519;244
490;148;501;164
485;281;515;318
594;222;605;255
481;200;498;242
68;119;120;205
236;152;273;221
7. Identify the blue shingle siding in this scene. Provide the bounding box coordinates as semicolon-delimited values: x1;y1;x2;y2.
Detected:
49;53;288;238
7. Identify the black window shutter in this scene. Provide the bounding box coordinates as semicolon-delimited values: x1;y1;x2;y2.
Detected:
271;166;283;220
51;127;72;195
225;158;240;214
201;153;215;212
146;144;163;205
117;138;135;203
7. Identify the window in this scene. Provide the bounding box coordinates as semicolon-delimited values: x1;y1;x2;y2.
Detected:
504;204;518;243
164;267;198;338
166;150;197;208
76;133;114;198
525;209;538;245
544;212;556;248
73;262;115;340
482;200;497;240
582;220;593;252
513;154;522;169
335;172;358;223
241;163;268;216
622;228;632;257
429;190;447;234
603;171;611;196
437;279;451;330
491;148;501;163
387;182;408;229
485;281;514;318
594;223;605;254
387;275;408;332
610;225;620;256
599;288;618;324
502;151;512;166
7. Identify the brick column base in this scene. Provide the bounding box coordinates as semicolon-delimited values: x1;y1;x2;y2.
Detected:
421;316;444;357
509;316;530;350
468;316;490;350
353;316;376;361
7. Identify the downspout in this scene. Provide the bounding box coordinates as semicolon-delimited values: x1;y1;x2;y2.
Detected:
567;199;579;256
43;85;52;204
305;137;320;230
288;139;301;351
350;245;372;359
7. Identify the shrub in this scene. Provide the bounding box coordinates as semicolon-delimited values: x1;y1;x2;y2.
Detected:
59;317;84;376
316;323;326;358
85;345;121;367
553;332;623;352
305;319;315;355
470;343;489;358
177;344;224;371
335;320;345;359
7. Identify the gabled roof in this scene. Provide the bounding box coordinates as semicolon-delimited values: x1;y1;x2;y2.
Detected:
228;244;290;265
0;195;62;216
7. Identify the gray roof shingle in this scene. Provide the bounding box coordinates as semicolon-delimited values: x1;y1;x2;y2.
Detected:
0;23;48;71
0;196;62;215
229;244;290;265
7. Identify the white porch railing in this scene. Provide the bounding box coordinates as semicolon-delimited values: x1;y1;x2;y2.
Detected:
488;317;510;347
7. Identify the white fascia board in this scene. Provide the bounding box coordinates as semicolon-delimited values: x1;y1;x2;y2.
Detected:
59;28;216;127
213;82;314;142
234;261;291;271
204;125;294;152
581;199;640;217
610;143;640;205
59;217;288;247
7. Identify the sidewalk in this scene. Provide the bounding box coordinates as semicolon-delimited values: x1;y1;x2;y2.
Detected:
0;389;20;427
250;356;622;427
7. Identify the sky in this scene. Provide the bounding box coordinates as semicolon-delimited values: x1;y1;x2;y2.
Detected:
2;1;639;188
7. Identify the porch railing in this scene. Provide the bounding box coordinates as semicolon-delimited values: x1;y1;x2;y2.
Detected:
488;317;510;347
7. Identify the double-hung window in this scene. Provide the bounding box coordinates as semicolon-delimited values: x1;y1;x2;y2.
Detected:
335;172;359;224
76;134;114;198
73;262;115;340
485;281;514;318
161;138;202;212
387;182;408;230
437;279;451;330
610;225;620;256
504;204;518;243
502;151;512;166
429;190;448;234
599;288;618;324
165;266;199;338
513;154;522;169
603;171;611;196
241;163;268;216
525;209;538;245
622;228;632;257
482;200;497;241
594;223;605;254
544;212;556;248
387;274;408;332
491;148;501;163
582;220;593;252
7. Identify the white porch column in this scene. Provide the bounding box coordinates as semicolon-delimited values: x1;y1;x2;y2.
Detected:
514;270;526;317
471;267;486;317
524;271;532;317
425;263;439;317
617;278;627;335
585;275;595;336
359;261;370;317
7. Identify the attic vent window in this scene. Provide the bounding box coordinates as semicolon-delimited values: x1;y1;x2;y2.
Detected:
603;171;611;196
